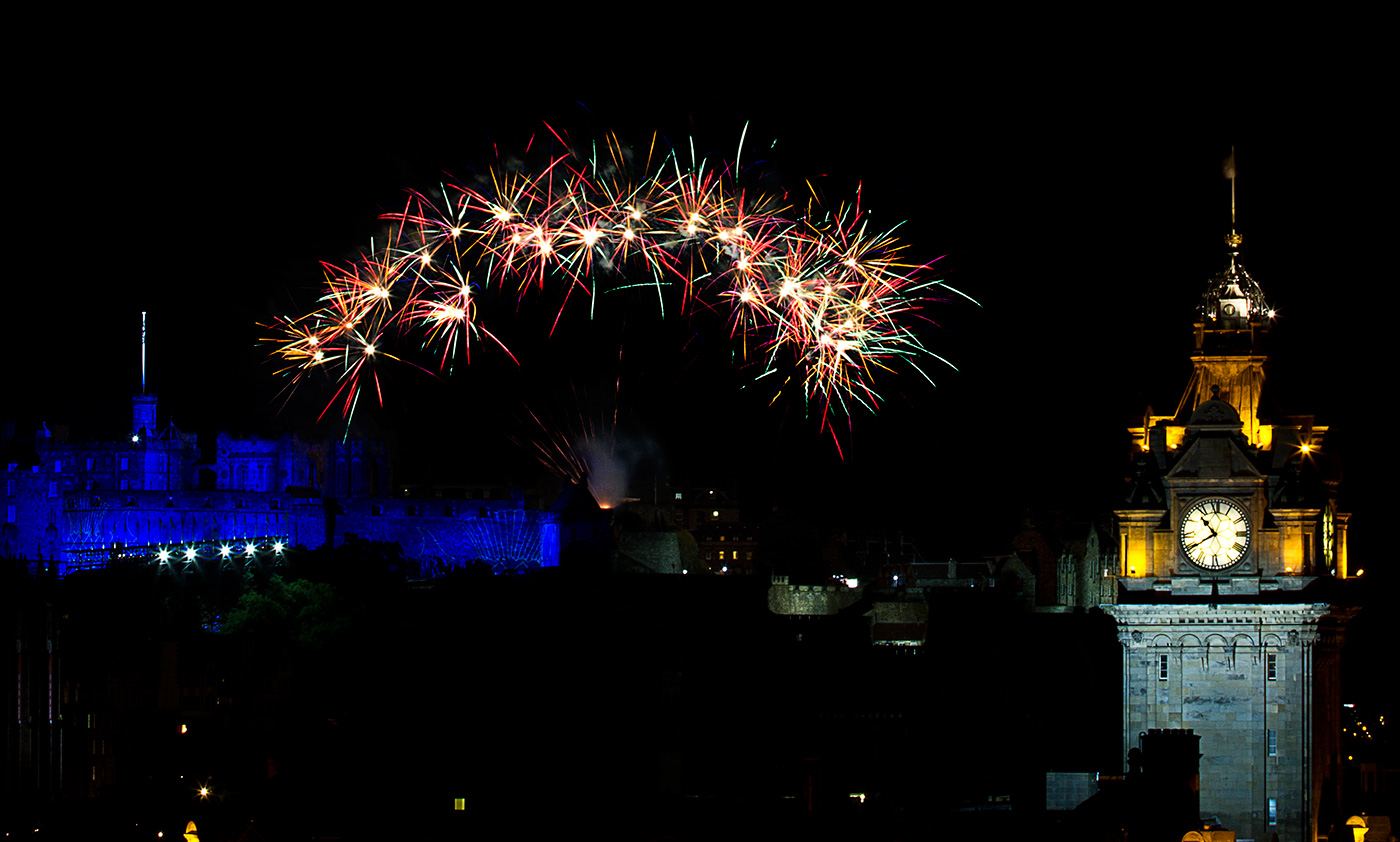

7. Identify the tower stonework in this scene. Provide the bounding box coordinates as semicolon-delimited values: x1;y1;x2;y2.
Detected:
1105;227;1352;842
1108;604;1348;842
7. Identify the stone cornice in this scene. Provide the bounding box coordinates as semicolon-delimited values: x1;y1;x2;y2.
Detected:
1105;602;1353;647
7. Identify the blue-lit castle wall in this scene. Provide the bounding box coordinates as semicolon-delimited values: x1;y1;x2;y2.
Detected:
3;396;595;574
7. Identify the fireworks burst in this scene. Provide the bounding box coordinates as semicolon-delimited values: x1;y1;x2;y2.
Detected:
266;126;974;435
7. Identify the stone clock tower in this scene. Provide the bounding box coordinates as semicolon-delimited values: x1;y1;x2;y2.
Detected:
1105;220;1353;842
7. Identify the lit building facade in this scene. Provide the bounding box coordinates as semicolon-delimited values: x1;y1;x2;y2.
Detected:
1106;228;1353;842
3;394;601;574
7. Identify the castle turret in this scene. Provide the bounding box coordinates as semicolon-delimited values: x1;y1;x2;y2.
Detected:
132;393;157;443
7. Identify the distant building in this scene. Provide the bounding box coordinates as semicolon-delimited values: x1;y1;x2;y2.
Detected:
2;393;604;575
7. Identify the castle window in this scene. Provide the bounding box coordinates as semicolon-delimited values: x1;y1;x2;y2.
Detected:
1268;798;1277;825
48;482;58;498
1267;653;1278;681
1159;654;1169;681
6;505;14;524
120;457;129;471
1268;729;1277;756
86;458;94;471
54;461;62;473
5;479;12;496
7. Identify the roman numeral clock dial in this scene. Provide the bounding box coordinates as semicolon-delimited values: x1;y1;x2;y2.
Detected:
1179;497;1250;571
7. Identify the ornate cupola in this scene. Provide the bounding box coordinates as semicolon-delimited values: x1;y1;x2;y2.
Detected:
1131;156;1279;455
1186;148;1278;441
1197;233;1272;334
1182;229;1274;449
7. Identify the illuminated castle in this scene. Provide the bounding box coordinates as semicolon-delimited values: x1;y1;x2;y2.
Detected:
2;391;605;575
1105;216;1354;842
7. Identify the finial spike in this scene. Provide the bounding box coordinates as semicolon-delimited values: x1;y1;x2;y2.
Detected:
1224;146;1238;230
141;311;147;394
1223;148;1242;250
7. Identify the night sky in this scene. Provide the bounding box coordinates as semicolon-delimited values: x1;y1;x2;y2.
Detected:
9;53;1382;562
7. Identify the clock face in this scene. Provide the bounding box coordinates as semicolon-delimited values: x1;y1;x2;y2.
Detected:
1179;497;1251;570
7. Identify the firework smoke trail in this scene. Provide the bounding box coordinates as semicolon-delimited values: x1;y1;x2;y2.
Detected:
513;374;627;508
266;127;975;430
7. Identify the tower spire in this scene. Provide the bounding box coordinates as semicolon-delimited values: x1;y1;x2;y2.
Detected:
1198;149;1270;329
1225;146;1239;242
